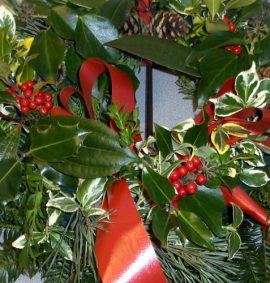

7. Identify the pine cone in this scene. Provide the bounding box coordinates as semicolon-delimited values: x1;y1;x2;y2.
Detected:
258;66;270;79
120;14;147;36
150;11;189;40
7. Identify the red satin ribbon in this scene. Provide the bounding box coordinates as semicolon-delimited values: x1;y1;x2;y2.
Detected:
95;180;167;283
52;58;166;283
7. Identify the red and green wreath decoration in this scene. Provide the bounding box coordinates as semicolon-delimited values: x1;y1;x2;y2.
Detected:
0;1;269;283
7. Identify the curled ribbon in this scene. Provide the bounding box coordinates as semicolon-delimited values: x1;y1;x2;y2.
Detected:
52;58;167;283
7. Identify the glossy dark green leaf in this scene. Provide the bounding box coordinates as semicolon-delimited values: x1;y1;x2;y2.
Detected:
40;166;78;188
204;0;222;18
155;124;173;159
226;0;256;10
0;159;21;203
107;35;200;77
178;186;226;237
75;15;118;61
152;205;174;244
101;0;133;29
142;166;175;203
193;32;244;53
28;29;65;83
30;123;81;162
184;115;209;147
228;231;241;259
65;47;84;83
50;6;78;39
255;35;270;67
219;176;239;190
197;50;250;106
0;91;17;105
68;0;106;10
175;210;214;249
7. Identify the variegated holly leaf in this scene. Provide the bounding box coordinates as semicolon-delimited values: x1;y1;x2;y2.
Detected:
222;123;249;138
239;169;269;187
210;62;270;117
211;125;230;154
47;197;80;213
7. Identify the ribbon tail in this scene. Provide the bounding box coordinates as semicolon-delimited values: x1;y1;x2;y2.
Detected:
95;180;167;283
221;186;270;226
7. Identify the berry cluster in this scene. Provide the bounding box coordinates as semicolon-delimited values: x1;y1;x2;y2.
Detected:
224;45;242;56
223;17;236;32
168;155;207;206
7;81;53;116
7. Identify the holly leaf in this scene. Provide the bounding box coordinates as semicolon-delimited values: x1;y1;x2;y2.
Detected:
211;125;230;155
28;29;65;83
238;140;265;167
152;205;175;244
222;123;249;138
178;186;226;237
65;47;84;83
204;0;222;19
101;0;133;29
0;159;21;203
142;166;175;203
228;231;241;260
239;169;269;187
155;124;173;159
175;210;214;249
0;91;17;105
50;6;78;40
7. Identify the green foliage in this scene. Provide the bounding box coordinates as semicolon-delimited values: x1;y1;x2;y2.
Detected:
154;124;173;159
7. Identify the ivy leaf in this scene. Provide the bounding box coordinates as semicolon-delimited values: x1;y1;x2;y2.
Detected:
0;159;21;203
47;197;80;213
211;126;230;155
28;29;65;83
228;232;241;260
50;6;78;40
142;166;175;203
239;169;269;187
49;232;73;261
30;124;81;162
155;124;173;159
152;205;174;244
175;210;214;249
101;0;133;29
178;186;226;237
232;203;244;229
222;123;249;138
107;35;200;77
204;0;222;19
75;15;119;61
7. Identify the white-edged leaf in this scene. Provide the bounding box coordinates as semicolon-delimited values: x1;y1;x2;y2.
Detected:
12;232;47;249
0;6;15;35
239;169;269;187
173;118;195;133
210;92;244;117
47;197;79;213
232;203;244;228
49;232;73;261
47;208;62;226
228;231;241;260
238;141;265;167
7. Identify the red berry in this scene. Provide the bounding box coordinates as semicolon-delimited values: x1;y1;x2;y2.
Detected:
172;194;181;209
7;88;17;94
39;106;49;115
225;46;233;52
20;98;29;107
223;17;230;24
186;182;198;195
169;169;180;182
178;166;188;177
233;45;242;56
178;187;187;198
20;83;28;91
229;23;236;32
15;96;21;103
172;180;182;191
34;96;44;105
29;101;37;110
26;80;35;88
185;161;195;171
21;106;29;112
44;101;53;110
43;92;52;101
37;90;44;97
192;156;201;167
24;89;33;98
182;155;190;162
196;174;207;185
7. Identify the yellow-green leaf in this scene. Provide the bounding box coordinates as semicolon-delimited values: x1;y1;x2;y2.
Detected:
211;126;230;154
222;123;249;138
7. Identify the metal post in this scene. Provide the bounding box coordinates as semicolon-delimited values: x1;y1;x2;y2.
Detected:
145;66;153;137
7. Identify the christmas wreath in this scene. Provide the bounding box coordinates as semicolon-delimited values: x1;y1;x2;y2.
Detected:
0;1;270;282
